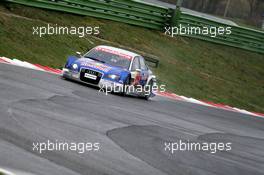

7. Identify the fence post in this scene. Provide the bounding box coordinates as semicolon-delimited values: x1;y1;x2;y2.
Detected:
170;0;183;27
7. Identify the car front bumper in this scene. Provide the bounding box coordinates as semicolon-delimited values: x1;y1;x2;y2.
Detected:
62;68;124;92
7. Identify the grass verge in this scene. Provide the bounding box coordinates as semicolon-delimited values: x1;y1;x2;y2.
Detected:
0;3;263;112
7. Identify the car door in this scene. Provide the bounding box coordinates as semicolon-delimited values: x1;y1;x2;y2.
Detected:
138;56;149;86
130;56;142;85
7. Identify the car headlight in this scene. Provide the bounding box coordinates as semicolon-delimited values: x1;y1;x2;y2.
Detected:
107;74;120;80
72;64;78;70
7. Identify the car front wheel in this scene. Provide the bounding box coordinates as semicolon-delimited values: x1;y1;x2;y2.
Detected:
122;76;131;96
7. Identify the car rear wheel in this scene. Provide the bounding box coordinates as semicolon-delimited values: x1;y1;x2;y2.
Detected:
144;80;154;100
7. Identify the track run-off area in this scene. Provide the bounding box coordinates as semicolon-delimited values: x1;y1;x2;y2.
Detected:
0;59;264;175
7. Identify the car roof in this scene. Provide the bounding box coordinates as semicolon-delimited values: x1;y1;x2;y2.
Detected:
95;45;140;58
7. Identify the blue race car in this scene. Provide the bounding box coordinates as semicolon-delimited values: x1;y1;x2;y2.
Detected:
62;45;157;99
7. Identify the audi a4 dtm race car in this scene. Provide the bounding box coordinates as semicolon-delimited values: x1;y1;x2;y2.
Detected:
62;45;157;100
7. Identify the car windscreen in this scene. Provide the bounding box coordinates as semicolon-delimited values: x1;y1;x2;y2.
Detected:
84;48;132;70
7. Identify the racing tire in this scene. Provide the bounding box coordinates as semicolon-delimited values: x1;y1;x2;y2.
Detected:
122;76;130;96
144;79;154;100
61;74;67;80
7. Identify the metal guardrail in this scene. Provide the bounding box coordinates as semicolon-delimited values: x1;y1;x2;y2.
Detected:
4;0;264;54
175;12;264;54
5;0;171;30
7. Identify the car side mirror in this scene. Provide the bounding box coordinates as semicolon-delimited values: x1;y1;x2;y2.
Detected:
76;52;82;58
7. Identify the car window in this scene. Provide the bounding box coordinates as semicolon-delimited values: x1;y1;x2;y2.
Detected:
131;57;140;71
139;56;147;70
84;49;131;69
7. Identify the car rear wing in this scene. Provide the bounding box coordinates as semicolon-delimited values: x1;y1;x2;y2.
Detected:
143;54;160;68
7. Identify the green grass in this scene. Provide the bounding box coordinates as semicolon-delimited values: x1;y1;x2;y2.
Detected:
0;3;263;113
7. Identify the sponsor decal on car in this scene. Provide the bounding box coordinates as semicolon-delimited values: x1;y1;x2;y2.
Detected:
95;47;133;60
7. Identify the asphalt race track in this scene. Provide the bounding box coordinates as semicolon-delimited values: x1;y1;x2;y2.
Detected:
0;63;264;175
